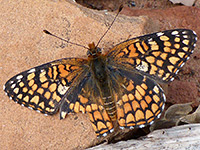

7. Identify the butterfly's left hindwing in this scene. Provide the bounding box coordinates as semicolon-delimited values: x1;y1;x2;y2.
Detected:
108;67;166;129
4;58;87;115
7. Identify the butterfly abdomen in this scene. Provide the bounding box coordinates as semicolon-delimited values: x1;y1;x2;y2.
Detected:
90;56;117;121
102;96;117;121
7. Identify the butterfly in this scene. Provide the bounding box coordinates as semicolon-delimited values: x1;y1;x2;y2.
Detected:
4;28;197;137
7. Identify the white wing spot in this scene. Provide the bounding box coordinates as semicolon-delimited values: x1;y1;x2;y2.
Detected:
9;97;13;100
129;126;134;129
170;77;174;82
3;85;5;90
194;43;196;47
162;93;166;102
16;75;23;80
180;62;185;68
41;69;45;73
136;61;149;72
162;103;165;111
148;38;153;42
171;31;179;35
120;126;125;130
102;133;107;137
175;69;180;75
36;110;41;113
182;31;187;34
193;30;197;35
11;84;16;89
156;32;164;36
110;128;114;133
139;124;145;128
28;107;33;110
58;85;69;95
149;120;154;125
183;35;188;38
157;113;161;119
17;80;21;83
27;68;36;73
21;104;24;107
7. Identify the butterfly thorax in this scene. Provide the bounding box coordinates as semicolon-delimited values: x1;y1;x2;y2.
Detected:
88;42;117;121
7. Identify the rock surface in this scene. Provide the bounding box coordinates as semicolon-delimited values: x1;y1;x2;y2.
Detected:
0;0;150;149
169;0;196;6
87;123;200;150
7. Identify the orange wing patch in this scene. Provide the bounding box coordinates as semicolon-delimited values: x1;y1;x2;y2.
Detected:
4;58;87;115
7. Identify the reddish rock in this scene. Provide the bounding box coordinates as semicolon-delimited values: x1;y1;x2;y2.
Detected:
122;6;200;35
167;80;198;106
194;51;200;59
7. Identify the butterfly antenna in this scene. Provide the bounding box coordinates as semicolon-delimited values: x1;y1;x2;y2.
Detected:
96;5;123;47
43;30;89;50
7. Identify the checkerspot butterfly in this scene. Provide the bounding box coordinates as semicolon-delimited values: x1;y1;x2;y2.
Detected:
3;7;197;137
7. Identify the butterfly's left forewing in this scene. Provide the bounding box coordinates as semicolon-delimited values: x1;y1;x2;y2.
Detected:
4;58;87;115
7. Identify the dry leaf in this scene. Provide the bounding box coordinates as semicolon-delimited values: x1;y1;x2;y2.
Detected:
177;105;200;125
150;103;193;131
164;103;193;122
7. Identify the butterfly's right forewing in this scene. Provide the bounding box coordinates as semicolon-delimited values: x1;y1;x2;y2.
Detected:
4;58;87;115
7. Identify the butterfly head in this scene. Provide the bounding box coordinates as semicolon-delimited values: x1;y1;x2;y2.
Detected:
87;42;102;58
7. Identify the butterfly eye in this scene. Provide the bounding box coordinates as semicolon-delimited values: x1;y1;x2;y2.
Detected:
87;50;92;56
97;47;102;53
87;47;102;56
